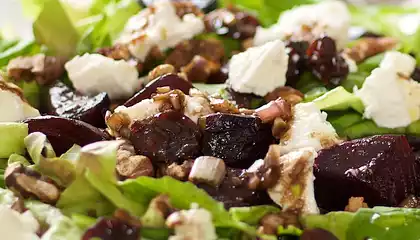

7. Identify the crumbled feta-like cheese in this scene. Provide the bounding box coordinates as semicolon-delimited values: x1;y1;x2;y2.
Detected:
65;53;140;100
166;207;217;240
253;0;350;49
227;40;288;96
0;85;40;122
118;0;205;61
280;102;340;154
183;94;213;123
268;147;319;214
356;51;420;128
379;51;416;77
0;206;40;240
115;99;161;121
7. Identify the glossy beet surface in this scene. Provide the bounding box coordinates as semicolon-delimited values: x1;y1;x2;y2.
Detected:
82;217;140;240
199;113;274;168
307;36;349;86
124;74;193;107
198;168;273;208
204;7;260;40
43;82;110;128
24;116;111;155
314;135;418;211
285;41;309;86
130;111;202;164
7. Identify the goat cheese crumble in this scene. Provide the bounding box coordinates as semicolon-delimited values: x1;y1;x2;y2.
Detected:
0;82;40;122
118;0;205;61
227;40;289;96
65;53;140;100
356;51;420;128
280;102;340;154
0;206;40;240
253;0;350;49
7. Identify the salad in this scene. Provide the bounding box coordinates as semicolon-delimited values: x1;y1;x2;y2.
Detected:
0;0;420;239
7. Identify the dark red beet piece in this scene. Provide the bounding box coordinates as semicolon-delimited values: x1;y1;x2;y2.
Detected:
42;82;110;128
204;7;260;40
82;217;140;240
129;111;202;164
285;41;309;86
224;88;266;109
314;135;419;211
199;113;274;168
124;74;193;107
197;168;273;208
24;116;111;155
306;36;349;86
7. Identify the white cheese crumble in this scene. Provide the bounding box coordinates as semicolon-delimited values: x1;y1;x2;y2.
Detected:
166;207;217;240
356;51;420;128
253;0;350;49
227;40;288;96
0;206;40;240
268;147;319;214
115;99;161;122
183;92;213;123
280;102;340;154
65;53;140;100
0;87;40;122
118;0;205;61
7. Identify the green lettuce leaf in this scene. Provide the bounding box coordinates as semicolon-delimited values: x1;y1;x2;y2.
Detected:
0;39;41;67
229;205;280;225
16;81;41;109
8;153;31;166
302;211;354;240
0;123;28;158
407;120;420;136
343;120;406;139
313;86;364;114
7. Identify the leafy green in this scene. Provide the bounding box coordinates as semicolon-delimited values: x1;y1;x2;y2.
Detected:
229;205;280;225
303;207;420;240
0;123;28;158
33;0;80;57
343;120;406;139
295;72;325;94
71;214;97;231
8;153;31;166
313;86;364;114
16;81;41;109
407;120;420;136
327;111;363;137
141;227;172;240
0;39;40;67
193;83;226;96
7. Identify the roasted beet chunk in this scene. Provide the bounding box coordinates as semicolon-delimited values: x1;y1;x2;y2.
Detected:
204;7;260;40
307;36;349;86
25;116;111;155
82;217;140;240
199;113;274;168
285;41;309;86
129;111;202;164
42;82;110;128
198;167;273;208
314;135;419;211
124;74;193;107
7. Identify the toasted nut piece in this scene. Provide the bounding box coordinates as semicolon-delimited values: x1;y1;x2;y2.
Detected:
399;195;420;208
209;97;240;114
181;55;221;83
97;44;131;60
5;163;60;204
142;194;174;227
258;211;301;235
148;64;176;81
272;117;289;139
255;98;292;123
265;87;304;105
189;156;226;186
172;1;204;18
345;197;368;212
113;209;142;227
242;38;254;50
166;160;194;181
344;37;398;63
116;154;154;179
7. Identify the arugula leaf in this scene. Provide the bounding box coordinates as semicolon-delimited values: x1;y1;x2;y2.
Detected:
0;123;28;158
312;86;364;114
229;205;280;225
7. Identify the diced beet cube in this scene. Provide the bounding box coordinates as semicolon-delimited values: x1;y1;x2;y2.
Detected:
199;113;275;168
314;135;419;211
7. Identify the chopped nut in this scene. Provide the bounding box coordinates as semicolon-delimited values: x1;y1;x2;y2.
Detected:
345;197;368;212
5;163;60;204
255;98;292;123
242;38;254;50
245;158;280;191
180;55;221;83
166;160;194;181
148;64;176;81
265;87;304;105
113;209;142;227
344;37;398;63
142;194;174;227
105;111;131;137
189;156;226;186
399;195;420;208
116;150;154;179
97;44;131;60
209;97;240;114
272;117;289;139
258;211;301;235
172;1;204;18
7;54;66;85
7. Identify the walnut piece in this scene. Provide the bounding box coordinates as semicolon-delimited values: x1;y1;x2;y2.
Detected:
344;197;368;212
